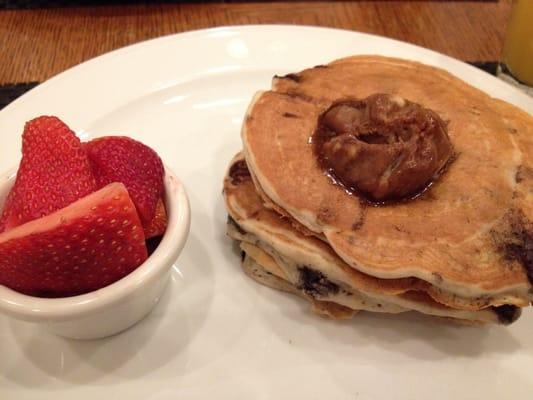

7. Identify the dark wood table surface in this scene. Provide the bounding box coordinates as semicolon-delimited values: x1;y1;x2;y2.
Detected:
1;1;512;85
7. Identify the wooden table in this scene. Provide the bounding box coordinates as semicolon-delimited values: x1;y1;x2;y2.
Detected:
0;1;512;85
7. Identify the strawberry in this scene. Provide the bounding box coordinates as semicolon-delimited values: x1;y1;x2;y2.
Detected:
84;136;164;227
0;182;147;297
143;197;167;239
0;116;96;232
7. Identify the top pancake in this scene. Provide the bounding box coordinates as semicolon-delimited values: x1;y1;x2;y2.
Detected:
242;55;533;299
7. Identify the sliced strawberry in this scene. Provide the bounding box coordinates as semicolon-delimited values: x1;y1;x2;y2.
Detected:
0;182;147;297
143;197;167;239
84;136;164;227
0;116;96;232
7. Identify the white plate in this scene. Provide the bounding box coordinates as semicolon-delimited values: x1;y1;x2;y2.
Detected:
1;25;532;399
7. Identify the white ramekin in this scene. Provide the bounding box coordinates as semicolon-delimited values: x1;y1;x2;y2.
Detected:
0;165;190;340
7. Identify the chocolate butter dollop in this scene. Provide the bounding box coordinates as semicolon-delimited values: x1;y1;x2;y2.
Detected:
313;94;454;202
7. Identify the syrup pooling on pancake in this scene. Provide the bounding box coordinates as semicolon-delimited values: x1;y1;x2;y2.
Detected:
313;93;454;202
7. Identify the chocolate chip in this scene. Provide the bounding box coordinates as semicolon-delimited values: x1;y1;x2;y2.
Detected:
282;112;299;118
298;266;339;297
515;165;533;184
516;167;524;183
317;206;334;223
229;160;251;185
493;210;533;284
351;210;365;231
493;304;521;324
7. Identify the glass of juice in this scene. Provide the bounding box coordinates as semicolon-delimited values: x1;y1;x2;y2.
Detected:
502;0;533;86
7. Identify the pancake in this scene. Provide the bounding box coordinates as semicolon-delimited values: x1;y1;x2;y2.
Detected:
238;239;408;315
241;245;494;326
240;247;357;320
224;153;517;324
242;55;533;304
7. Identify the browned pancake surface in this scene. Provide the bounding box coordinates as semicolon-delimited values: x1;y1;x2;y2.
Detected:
224;153;528;310
242;56;532;298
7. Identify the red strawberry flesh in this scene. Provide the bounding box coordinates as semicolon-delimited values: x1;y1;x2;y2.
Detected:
0;182;148;297
85;136;164;226
0;116;96;232
144;197;168;239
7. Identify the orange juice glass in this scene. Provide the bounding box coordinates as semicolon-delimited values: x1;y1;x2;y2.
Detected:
502;0;533;85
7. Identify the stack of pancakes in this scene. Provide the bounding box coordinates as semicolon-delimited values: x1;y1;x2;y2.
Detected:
223;56;533;324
